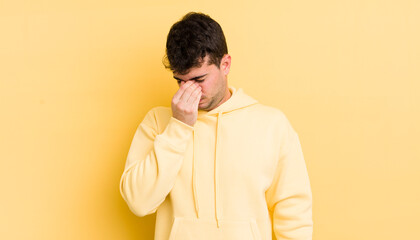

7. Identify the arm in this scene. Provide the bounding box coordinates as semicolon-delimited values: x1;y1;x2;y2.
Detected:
119;108;193;217
266;128;313;240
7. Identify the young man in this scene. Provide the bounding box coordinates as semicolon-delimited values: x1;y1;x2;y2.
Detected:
120;12;313;240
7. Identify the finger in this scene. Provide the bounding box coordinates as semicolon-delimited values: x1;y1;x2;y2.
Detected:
173;81;193;102
192;91;202;110
186;86;202;105
179;83;199;103
173;81;194;103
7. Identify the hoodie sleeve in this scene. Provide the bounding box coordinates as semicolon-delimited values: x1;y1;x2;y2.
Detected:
265;126;313;240
119;108;194;217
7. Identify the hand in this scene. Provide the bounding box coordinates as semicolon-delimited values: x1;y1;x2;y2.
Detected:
171;81;202;126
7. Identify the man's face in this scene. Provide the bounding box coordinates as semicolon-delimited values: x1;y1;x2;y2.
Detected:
173;54;231;111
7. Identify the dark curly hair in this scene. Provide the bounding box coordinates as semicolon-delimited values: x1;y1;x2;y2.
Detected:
163;12;228;75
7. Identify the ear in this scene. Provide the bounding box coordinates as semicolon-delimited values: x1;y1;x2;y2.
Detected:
220;54;231;75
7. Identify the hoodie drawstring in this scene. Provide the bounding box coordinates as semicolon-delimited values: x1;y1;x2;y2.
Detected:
192;129;200;218
214;112;222;228
191;112;223;228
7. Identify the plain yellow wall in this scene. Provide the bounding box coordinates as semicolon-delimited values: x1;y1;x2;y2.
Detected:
1;0;419;239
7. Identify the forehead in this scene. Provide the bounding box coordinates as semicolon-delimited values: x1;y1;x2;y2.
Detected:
174;60;214;78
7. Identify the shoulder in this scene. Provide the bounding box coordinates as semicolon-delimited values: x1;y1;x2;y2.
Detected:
148;106;172;117
247;103;299;147
142;106;173;134
251;104;301;154
250;103;294;128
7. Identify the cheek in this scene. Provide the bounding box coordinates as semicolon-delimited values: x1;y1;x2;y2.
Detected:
201;78;215;92
199;82;208;94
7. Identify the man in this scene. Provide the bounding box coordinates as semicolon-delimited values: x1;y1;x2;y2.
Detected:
119;12;313;240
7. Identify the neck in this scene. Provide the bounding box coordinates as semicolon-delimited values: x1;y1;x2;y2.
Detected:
220;87;232;105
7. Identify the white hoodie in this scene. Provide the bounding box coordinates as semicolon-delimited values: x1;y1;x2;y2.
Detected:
120;86;313;240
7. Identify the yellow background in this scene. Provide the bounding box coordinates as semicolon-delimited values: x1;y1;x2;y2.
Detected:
1;0;419;239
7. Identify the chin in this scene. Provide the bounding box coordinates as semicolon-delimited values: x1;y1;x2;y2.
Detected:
199;103;210;111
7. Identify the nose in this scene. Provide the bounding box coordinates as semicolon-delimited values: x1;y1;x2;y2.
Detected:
179;80;201;87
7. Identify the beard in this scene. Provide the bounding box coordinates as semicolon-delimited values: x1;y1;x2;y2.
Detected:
198;97;212;111
198;86;227;111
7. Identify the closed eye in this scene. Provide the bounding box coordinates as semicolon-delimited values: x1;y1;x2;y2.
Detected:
177;79;204;84
174;74;206;84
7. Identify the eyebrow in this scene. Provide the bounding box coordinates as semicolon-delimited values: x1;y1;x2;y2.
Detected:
173;74;207;82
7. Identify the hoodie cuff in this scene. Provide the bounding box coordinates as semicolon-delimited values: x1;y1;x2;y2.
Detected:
155;117;194;152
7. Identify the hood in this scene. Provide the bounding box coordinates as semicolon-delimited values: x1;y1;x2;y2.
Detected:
192;86;259;227
198;86;259;116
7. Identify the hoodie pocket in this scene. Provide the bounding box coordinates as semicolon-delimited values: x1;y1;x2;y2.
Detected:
168;217;262;240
